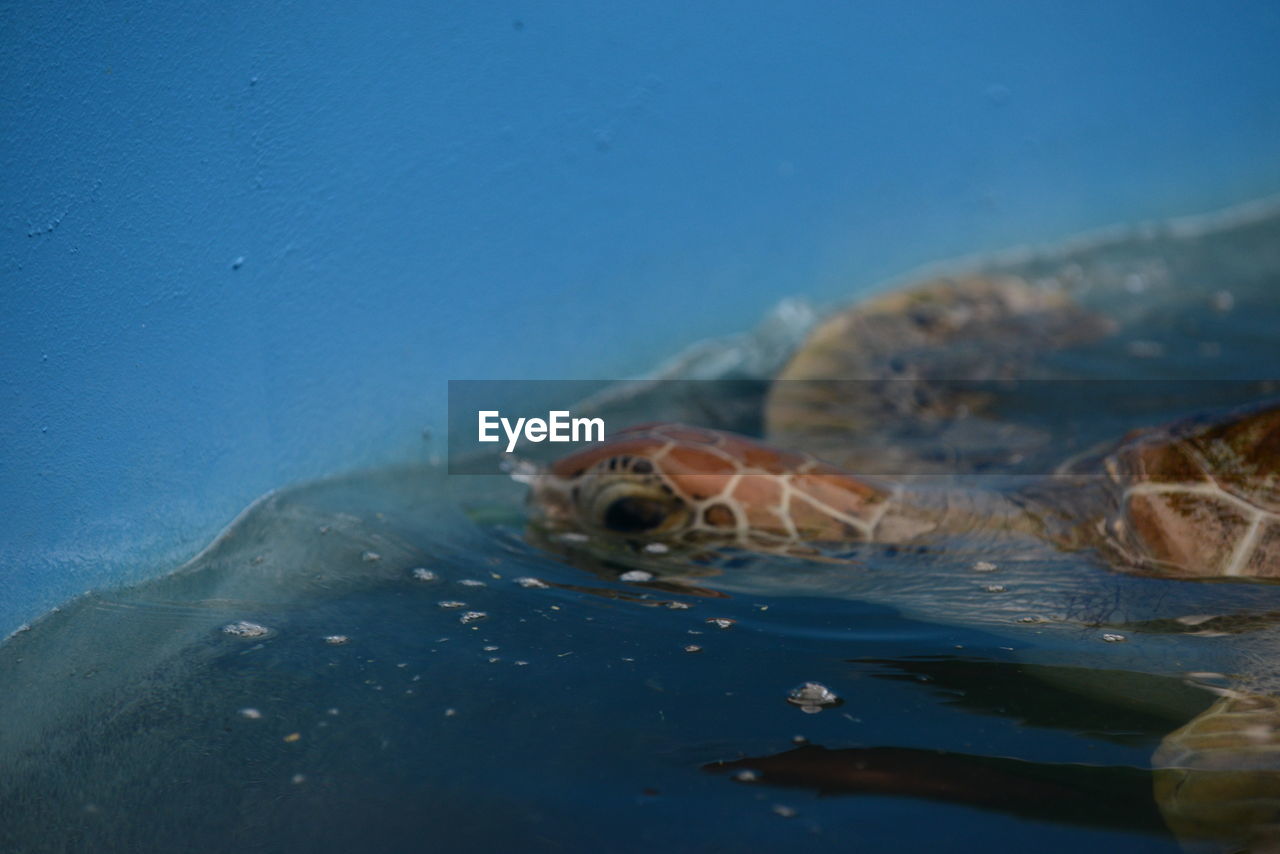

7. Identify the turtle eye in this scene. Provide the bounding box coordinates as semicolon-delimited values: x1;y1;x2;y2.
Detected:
602;496;669;534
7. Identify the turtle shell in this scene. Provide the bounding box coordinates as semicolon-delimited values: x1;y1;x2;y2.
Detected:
764;275;1115;475
1103;401;1280;578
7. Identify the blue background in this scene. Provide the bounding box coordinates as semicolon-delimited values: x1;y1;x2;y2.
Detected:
3;0;1279;635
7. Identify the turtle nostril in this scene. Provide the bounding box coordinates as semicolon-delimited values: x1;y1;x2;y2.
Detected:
602;496;668;534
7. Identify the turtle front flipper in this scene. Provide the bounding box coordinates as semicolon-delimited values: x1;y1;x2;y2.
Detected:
1154;694;1280;852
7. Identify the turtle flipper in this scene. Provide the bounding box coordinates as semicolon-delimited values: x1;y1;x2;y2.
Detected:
766;275;1114;474
1154;694;1280;851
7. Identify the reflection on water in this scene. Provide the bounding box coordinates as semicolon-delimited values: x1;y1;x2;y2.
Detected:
4;202;1280;852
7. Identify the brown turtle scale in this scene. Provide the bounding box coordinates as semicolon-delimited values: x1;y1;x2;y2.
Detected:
1093;406;1280;579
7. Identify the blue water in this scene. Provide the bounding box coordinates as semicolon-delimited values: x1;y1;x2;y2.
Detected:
3;205;1280;851
7;1;1280;640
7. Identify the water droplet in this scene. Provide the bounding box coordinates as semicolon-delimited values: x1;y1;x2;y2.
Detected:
620;570;654;582
459;611;488;625
514;576;548;588
411;568;438;582
222;620;270;639
787;682;841;713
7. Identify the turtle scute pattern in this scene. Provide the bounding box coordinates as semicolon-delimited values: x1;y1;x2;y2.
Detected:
540;423;893;553
1103;403;1280;578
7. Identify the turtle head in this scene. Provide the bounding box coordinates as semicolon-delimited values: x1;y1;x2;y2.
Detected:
530;438;695;539
527;423;889;555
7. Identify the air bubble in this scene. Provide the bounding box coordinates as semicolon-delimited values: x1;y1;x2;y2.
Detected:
620;570;654;582
222;620;270;639
787;682;841;714
460;611;488;625
411;568;438;582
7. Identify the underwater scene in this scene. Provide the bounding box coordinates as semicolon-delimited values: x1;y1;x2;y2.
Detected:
3;202;1279;852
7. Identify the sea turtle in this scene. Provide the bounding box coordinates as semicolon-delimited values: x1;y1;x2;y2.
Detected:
525;274;1280;851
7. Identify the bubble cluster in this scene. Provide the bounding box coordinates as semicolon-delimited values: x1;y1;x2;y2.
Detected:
222;620;270;639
